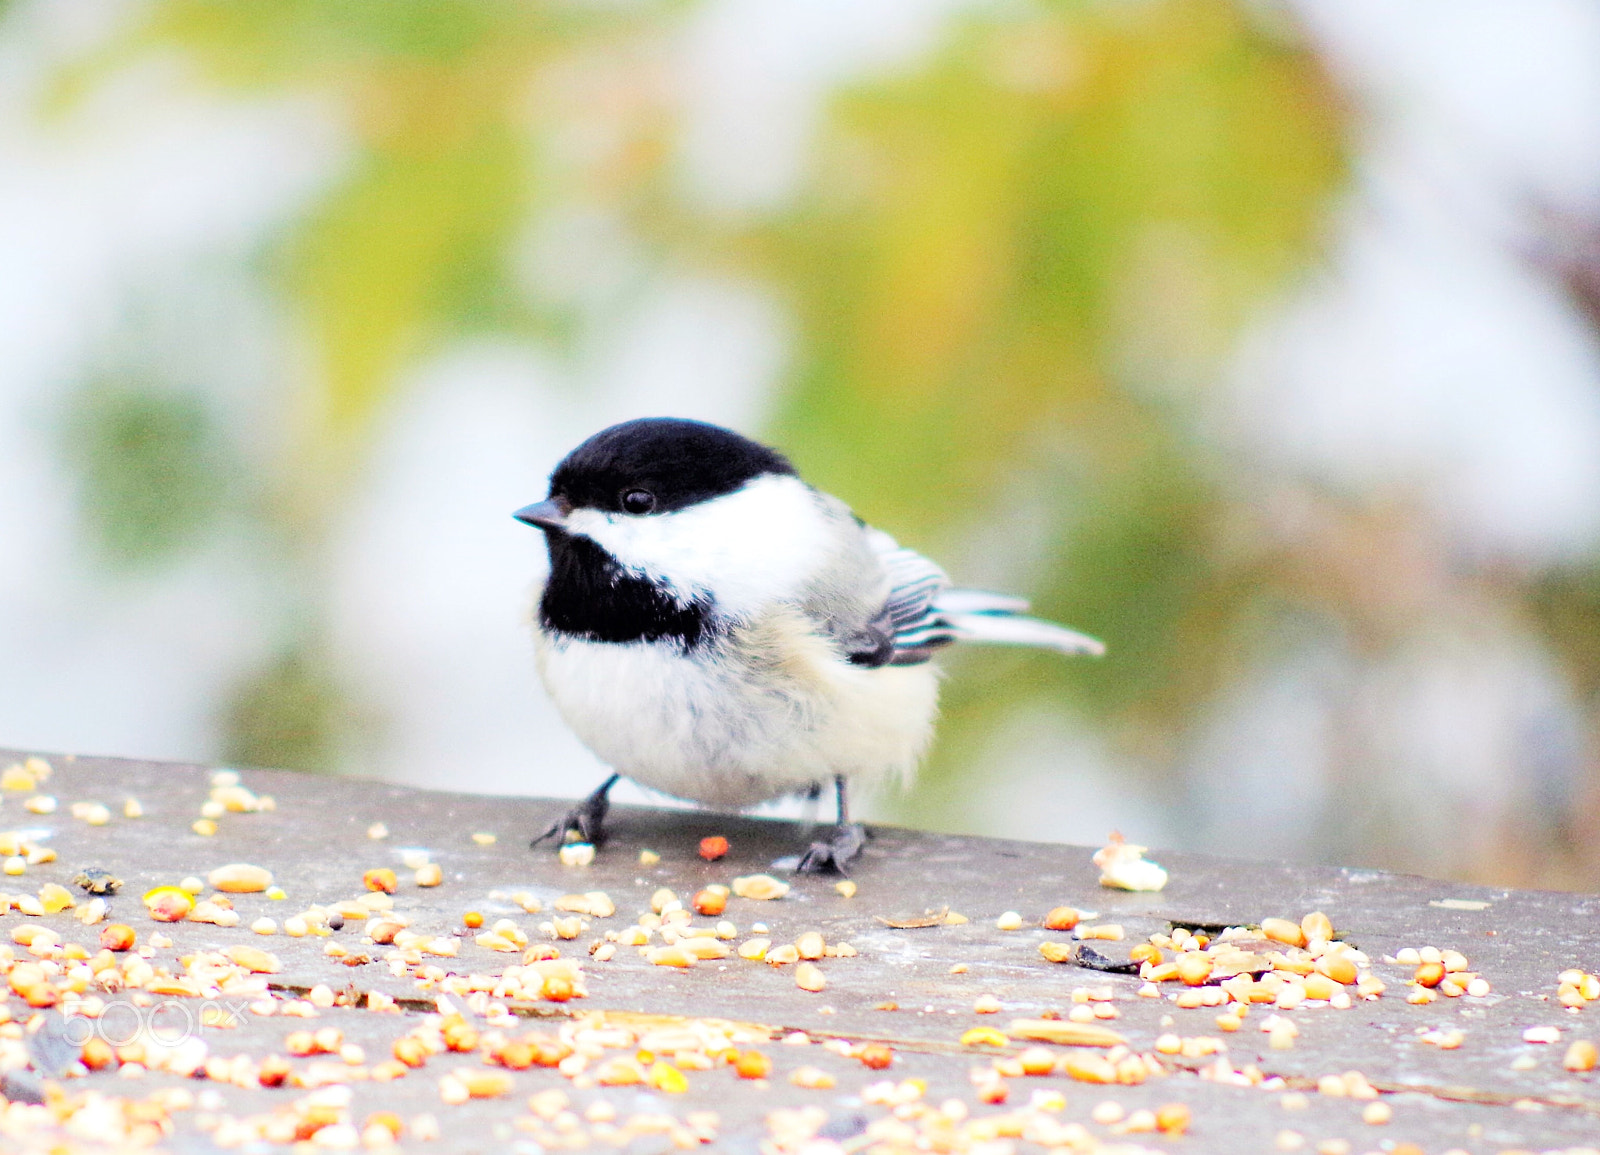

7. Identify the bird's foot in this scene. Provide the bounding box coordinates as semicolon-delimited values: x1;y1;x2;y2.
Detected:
531;779;615;849
796;823;867;874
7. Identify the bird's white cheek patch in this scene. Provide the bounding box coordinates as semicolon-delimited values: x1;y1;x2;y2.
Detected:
565;475;833;618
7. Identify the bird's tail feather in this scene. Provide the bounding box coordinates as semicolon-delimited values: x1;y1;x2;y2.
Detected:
937;600;1106;658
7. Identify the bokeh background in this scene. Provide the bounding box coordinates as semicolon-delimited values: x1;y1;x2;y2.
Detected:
3;0;1599;889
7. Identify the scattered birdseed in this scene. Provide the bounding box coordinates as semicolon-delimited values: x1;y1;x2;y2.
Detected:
415;863;443;887
122;797;143;818
25;795;57;814
995;911;1024;931
1361;1102;1392;1124
1525;1026;1562;1044
192;818;218;836
835;879;857;898
639;849;660;866
471;832;497;846
698;836;729;860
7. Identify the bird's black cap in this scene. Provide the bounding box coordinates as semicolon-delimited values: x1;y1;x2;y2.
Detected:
546;418;796;515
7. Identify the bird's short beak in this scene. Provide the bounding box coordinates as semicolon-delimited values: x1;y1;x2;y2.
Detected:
514;498;571;532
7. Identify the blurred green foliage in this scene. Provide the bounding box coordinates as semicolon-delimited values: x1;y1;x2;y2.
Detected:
83;0;1344;798
62;381;227;568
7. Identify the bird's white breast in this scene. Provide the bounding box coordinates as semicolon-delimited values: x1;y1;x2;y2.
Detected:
534;609;939;810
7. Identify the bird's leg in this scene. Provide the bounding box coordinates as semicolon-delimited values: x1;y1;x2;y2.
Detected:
796;776;867;874
531;773;620;849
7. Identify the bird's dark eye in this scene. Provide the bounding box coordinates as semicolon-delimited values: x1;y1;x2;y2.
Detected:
621;489;656;515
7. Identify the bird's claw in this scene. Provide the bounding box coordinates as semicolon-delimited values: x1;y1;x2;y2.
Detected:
795;823;867;874
531;782;614;849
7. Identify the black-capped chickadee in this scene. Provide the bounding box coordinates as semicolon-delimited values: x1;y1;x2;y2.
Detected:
515;418;1103;872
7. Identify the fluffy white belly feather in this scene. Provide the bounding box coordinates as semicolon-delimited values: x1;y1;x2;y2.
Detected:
534;609;939;809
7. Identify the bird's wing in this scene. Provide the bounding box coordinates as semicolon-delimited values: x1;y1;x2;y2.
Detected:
863;529;1105;665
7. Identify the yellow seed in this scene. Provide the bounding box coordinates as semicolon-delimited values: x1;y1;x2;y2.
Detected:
1300;911;1333;941
795;962;826;992
1260;918;1306;948
738;938;770;961
789;1065;835;1090
1039;941;1074;963
835;880;857;898
638;849;660;866
226;945;282;974
649;1061;689;1093
766;943;799;966
1361;1102;1391;1125
647;946;695;968
731;874;790;901
414;863;442;887
1007;1019;1124;1047
996;911;1024;931
1315;953;1357;985
207;864;273;893
457;1069;515;1098
960;1027;1010;1047
1077;924;1124;941
795;932;825;959
1564;1040;1598;1072
1175;953;1213;986
38;884;74;913
1302;974;1339;1001
192;819;217;837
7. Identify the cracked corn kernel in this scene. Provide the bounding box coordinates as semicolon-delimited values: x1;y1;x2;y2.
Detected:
1361;1102;1391;1124
1042;906;1080;931
795;932;825;960
734;1050;772;1079
471;832;497;846
208;864;273;893
414;863;442;887
692;889;726;917
961;1027;1009;1047
122;798;143;818
732;874;790;901
795;962;826;992
835;880;857;898
192;819;217;836
638;849;660;866
1563;1040;1597;1071
790;1066;834;1090
363;868;398;894
973;995;1002;1014
996;911;1024;931
1260;918;1306;948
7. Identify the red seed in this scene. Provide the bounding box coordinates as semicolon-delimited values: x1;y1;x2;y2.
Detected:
699;836;729;861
